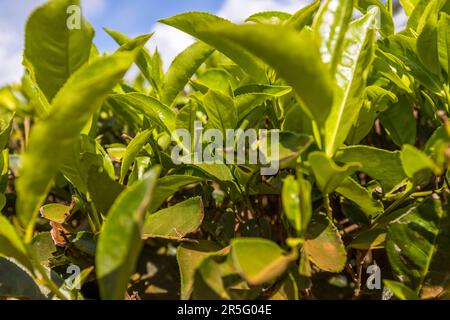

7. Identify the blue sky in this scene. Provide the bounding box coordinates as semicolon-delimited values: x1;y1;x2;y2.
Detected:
0;0;404;86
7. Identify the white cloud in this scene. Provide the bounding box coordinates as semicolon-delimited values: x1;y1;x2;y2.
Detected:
147;24;195;70
217;0;308;22
151;0;310;70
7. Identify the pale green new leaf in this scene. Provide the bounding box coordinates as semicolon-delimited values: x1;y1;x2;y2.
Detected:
24;0;94;101
204;25;335;125
160;12;267;81
324;9;377;156
161;41;215;105
286;0;321;31
438;13;450;79
313;0;354;74
120;130;152;184
282;176;312;236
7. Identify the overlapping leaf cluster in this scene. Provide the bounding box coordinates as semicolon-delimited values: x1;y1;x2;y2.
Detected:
1;0;450;300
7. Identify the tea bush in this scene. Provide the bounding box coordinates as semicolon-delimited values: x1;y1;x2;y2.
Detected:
1;0;450;300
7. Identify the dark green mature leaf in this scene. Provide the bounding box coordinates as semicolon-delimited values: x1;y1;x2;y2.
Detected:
336;146;406;191
161;41;215;105
416;0;442;76
17;41;146;232
96;166;160;300
304;213;347;272
24;0;94;101
380;95;416;147
386;196;450;299
160;12;267;81
0;258;45;299
204;25;334;125
336;178;384;219
143;197;203;239
87;167;125;215
313;0;354;74
231;238;293;285
324;9;377;156
309;151;361;194
177;241;222;300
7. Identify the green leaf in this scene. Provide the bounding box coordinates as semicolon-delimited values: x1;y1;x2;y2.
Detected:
386;196;450;299
401;145;441;183
336;146;406;192
0;215;31;271
96;166;160;300
356;0;395;37
286;0;321;31
143;197;203;239
31;232;57;265
103;28;156;86
324;9;377;156
308;151;361;194
304;213;347;272
416;0;441;76
282;176;312;236
438;13;450;79
0;258;45;299
176;241;222;300
202;89;237;137
149;175;207;213
120;130;152;184
379;95;417;147
234;84;292;121
107;93;176;134
336;178;384;219
24;0;94;101
384;280;420;300
246;11;291;25
16;43;145;232
160;12;267;81
39;203;70;224
191;68;237;94
313;0;354;74
87;167;125;215
161;41;215;105
231;238;292;285
203;25;335;125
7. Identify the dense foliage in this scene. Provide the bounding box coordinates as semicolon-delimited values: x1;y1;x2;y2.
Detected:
1;0;450;300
